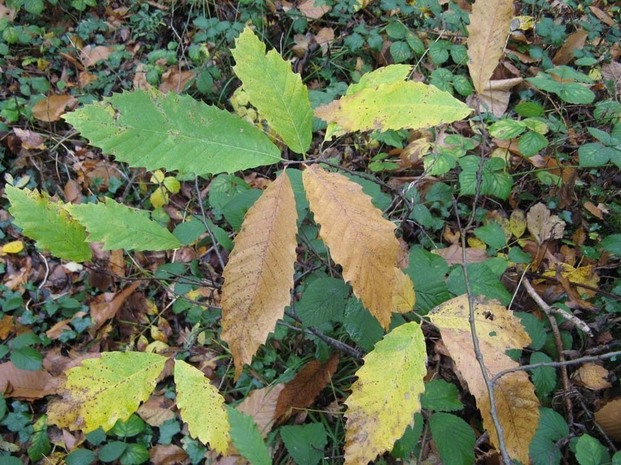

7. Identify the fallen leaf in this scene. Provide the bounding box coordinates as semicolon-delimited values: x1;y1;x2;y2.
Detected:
137;394;176;426
553;29;588;65
79;44;114;67
0;362;57;400
526;202;565;244
133;62;153;90
221;172;297;378
1;240;24;254
150;444;189;465
13;128;46;150
159;69;196;93
32;95;77;122
432;244;488;265
237;384;284;437
573;363;612;390
466;0;515;94
508;209;527;238
602;61;621;96
595;398;621;441
469;78;523;117
90;281;141;332
275;353;339;424
589;6;617;27
297;0;331;19
315;27;334;55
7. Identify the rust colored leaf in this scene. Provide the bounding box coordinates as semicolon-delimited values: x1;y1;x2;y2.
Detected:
553;29;588;65
32;95;77;122
275;353;339;424
466;0;515;94
90;281;141;332
303;164;411;328
150;444;189;465
237;384;285;437
79;45;114;67
159;69;196;93
0;362;57;400
221;172;298;378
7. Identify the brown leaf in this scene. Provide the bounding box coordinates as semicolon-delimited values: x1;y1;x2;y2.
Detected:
90;281;141;331
237;384;284;437
466;0;515;94
282;0;331;19
275;353;339;424
595;398;621;441
526;202;565;244
469;77;523;117
13;128;46;150
0;362;57;400
221;172;298;378
31;95;77;122
150;444;189;465
137;394;176;426
573;363;612;390
79;45;114;67
602;61;621;96
432;244;487;265
303;164;410;328
133;62;153;90
315;27;334;55
589;6;617;27
553;29;588;65
159;69;196;93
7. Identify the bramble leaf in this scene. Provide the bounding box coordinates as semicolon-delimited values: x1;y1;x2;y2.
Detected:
221;172;298;378
344;322;426;464
64;89;281;175
47;352;166;433
6;185;91;262
67;198;181;251
232;26;312;154
174;360;230;453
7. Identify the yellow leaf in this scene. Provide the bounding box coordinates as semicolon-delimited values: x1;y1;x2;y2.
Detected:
303;165;409;328
221;172;298;378
344;322;426;465
150;187;169;208
47;352;166;433
392;270;415;313
509;209;526;238
2;240;24;254
466;0;515;94
174;360;230;453
429;295;538;463
542;263;599;297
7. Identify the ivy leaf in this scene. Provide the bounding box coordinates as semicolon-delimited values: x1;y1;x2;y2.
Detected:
344;322;426;464
303;164;413;328
231;26;312;154
429;413;475;465
221;172;298;378
67;198;181;252
315;80;471;135
64;89;281;175
47;352;166;433
174;360;230;453
6;186;91;262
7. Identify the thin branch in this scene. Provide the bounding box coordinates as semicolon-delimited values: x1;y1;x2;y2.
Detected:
194;177;226;271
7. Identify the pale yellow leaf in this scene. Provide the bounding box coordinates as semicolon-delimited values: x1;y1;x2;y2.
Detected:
466;0;515;94
344;322;426;465
573;363;612;391
174;360;230;453
526;202;565;244
509;209;526;238
595;398;621;441
392;270;416;313
237;384;284;437
303;164;408;328
429;295;538;463
221;172;298;378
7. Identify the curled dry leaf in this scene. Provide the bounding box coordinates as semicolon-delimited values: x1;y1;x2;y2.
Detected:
572;363;612;390
89;280;141;332
469;77;524;117
275;353;339;424
526;202;565;244
13;128;46;150
32;95;77;122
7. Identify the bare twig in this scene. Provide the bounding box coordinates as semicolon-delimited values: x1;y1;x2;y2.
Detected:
194;177;226;271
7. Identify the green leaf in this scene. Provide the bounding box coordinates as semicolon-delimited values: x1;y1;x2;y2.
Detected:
518;130;548;157
231;26;312;154
530;352;556;398
557;83;595;104
344;322;427;464
67;198;181;252
174;360;230;453
390;41;413;63
514;312;547;350
575;434;610;465
447;263;512;305
474;223;506;250
458;156;512;200
515;101;545;117
27;416;51;461
6;186;91;262
64;90;281;175
99;441;128;462
529;408;569;465
47;352;167;433
406;247;451;314
421;379;463;412
66;448;96;465
296;277;350;326
613;452;621;465
348;65;413;96
172;217;207;245
488;119;526;139
579;143;621;167
119;443;150;465
429;413;475;465
602;234;621;256
343;297;384;351
227;407;271;465
315;80;471;134
280;423;328;465
110;414;145;438
10;347;43;371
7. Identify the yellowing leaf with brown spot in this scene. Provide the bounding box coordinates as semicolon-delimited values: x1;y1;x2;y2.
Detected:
466;0;514;94
221;172;298;378
47;351;166;433
303;165;412;328
174;360;230;453
345;322;426;465
429;295;539;464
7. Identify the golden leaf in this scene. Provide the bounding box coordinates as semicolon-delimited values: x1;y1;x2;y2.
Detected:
303;164;411;328
429;295;539;463
466;0;515;94
221;172;298;378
